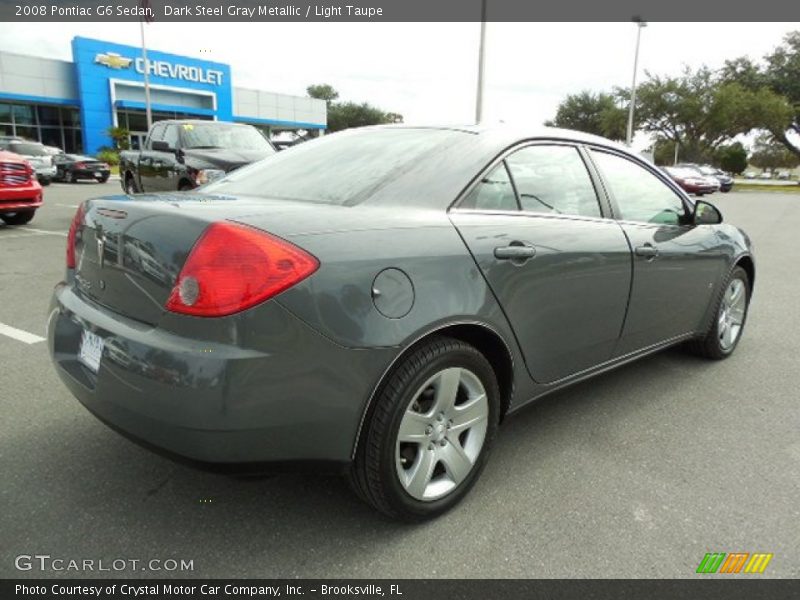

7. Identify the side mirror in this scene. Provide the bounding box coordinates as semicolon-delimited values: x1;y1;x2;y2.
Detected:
693;200;723;225
151;140;173;153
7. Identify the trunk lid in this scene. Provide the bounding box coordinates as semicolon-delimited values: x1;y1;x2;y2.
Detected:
72;191;403;324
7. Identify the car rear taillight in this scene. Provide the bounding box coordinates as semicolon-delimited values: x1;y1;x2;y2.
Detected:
75;162;86;169
66;204;85;269
166;222;319;317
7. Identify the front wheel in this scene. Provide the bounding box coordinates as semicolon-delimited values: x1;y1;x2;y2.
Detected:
124;175;138;194
1;210;35;225
686;266;750;359
350;336;499;520
63;171;74;184
96;175;110;183
39;177;51;186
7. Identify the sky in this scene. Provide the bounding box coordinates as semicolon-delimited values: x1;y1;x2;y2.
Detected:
0;21;797;147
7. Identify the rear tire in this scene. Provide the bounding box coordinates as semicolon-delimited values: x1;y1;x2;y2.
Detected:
686;266;750;359
349;336;500;521
1;210;35;225
64;171;74;184
97;175;109;183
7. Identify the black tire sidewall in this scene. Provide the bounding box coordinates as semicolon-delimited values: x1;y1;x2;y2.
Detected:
377;343;500;519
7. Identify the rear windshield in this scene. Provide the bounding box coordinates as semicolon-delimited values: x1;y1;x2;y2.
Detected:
203;128;464;206
9;143;48;156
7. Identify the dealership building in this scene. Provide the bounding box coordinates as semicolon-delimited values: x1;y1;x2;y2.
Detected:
0;37;327;155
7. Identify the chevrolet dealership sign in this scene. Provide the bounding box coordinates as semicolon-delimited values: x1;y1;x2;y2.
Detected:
93;51;225;85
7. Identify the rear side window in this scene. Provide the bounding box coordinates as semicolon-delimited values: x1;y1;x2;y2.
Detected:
460;162;517;211
591;150;687;225
506;145;601;218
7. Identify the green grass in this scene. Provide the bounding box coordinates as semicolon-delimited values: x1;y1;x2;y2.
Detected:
733;183;800;193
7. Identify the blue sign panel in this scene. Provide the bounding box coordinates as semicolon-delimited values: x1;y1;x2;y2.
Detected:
72;37;232;154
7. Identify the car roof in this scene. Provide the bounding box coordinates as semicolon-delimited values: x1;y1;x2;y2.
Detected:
372;123;629;148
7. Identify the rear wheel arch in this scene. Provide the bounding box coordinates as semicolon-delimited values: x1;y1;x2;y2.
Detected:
352;322;515;460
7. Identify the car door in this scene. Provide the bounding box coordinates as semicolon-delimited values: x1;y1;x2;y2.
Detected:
138;123;165;192
157;124;182;191
588;148;727;356
450;143;632;384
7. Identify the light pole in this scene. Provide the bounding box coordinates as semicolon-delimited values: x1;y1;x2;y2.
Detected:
625;18;647;147
475;0;487;124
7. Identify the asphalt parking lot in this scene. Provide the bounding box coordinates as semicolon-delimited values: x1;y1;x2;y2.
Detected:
1;182;798;579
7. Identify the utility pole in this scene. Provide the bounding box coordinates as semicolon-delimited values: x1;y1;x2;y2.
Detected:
626;18;647;147
474;0;487;124
139;19;153;130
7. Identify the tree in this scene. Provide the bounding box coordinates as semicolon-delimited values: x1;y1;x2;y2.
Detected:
306;84;339;106
106;126;130;151
749;134;800;171
546;91;627;140
715;142;748;174
306;84;403;133
721;31;800;157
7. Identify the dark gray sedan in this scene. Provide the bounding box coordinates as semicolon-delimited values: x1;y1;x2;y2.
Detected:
48;126;754;520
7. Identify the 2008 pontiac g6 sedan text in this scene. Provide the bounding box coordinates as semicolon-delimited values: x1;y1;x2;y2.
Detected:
48;126;754;520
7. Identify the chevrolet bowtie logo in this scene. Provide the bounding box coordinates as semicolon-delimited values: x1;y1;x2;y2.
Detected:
94;52;133;69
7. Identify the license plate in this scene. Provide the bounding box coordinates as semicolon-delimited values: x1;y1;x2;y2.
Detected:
94;171;102;177
78;329;104;373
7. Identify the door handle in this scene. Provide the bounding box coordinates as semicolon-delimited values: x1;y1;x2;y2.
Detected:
635;244;659;259
494;243;536;262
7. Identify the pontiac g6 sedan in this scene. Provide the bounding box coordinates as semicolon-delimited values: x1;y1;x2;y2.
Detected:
48;126;754;520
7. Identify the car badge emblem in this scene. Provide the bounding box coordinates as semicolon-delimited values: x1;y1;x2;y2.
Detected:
94;52;133;70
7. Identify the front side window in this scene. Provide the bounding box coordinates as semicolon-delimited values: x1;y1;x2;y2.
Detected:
505;145;601;218
162;125;180;149
460;162;517;211
147;123;165;149
592;150;687;225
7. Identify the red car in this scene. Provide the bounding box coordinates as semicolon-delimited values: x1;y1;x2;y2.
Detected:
0;150;43;225
662;166;717;196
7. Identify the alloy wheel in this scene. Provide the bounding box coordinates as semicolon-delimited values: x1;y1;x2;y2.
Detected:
395;367;489;501
718;278;746;351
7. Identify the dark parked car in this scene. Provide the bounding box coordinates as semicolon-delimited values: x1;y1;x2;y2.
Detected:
49;126;755;520
663;166;717;196
119;120;276;194
54;154;111;183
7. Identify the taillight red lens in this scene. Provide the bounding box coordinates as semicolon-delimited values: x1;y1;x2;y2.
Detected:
75;162;86;169
66;204;85;269
166;222;319;317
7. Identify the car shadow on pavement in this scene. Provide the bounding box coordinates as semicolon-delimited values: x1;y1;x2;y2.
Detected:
4;345;721;578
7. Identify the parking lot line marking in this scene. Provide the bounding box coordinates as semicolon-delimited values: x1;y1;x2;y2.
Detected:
56;203;80;208
17;227;67;237
0;322;45;344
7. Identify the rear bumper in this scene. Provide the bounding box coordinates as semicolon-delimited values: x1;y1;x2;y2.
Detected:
48;282;396;466
70;168;111;180
0;183;43;212
35;165;57;178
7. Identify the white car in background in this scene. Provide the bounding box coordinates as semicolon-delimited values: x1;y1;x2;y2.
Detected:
0;140;56;185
